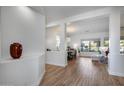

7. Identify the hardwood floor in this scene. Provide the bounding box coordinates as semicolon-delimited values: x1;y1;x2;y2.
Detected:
40;57;124;86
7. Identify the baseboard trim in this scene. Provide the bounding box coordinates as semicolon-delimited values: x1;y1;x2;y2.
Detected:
108;69;124;77
31;70;45;86
46;63;66;67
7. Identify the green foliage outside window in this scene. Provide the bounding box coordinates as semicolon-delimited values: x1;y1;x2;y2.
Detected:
81;40;100;52
104;40;109;47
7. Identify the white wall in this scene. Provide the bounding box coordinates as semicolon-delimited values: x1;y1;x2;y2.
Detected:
0;55;45;85
46;25;61;50
1;6;45;59
46;24;67;67
0;7;1;58
46;51;67;67
0;6;46;85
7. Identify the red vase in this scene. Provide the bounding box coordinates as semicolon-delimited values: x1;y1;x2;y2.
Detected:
10;43;22;59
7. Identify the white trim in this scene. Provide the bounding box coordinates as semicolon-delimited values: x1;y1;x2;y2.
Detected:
31;69;46;86
108;68;124;77
46;63;67;67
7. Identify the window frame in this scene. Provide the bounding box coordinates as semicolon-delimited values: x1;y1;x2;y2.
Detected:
80;39;100;52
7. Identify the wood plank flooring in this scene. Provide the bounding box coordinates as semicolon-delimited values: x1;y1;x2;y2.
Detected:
40;57;124;86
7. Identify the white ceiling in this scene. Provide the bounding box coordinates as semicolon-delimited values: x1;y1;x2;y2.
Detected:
29;6;45;15
67;16;109;36
30;6;124;36
67;14;124;36
43;6;106;23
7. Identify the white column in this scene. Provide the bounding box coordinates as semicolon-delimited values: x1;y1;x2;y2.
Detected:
59;23;67;66
108;7;121;75
109;8;120;55
59;24;66;51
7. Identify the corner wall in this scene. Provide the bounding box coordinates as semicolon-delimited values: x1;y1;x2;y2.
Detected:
1;6;45;59
0;6;46;85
